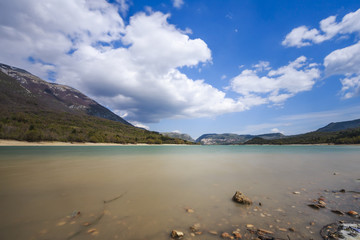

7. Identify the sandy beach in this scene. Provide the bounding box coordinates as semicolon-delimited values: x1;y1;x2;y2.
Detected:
0;139;148;146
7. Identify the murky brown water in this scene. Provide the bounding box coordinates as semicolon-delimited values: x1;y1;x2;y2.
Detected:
0;145;359;240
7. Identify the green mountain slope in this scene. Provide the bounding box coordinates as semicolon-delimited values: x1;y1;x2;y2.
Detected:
316;119;360;132
0;64;190;144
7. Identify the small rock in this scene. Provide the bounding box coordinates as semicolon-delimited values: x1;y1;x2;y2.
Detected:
194;231;202;235
221;232;234;239
339;189;346;193
258;229;273;235
278;228;287;232
347;210;358;216
331;210;345;215
171;230;184;239
246;224;254;228
208;230;218;235
308;204;321;209
190;223;201;232
232;191;252;205
185;208;194;213
88;228;97;234
70;210;81;218
317;200;326;208
293;191;300;194
56;221;66;226
288;227;295;232
232;230;242;239
190;233;195;237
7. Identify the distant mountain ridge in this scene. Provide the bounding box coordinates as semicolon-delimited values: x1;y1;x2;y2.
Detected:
196;133;284;145
316;119;360;132
245;118;360;145
0;63;131;125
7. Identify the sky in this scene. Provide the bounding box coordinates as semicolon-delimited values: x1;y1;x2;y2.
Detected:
1;0;360;139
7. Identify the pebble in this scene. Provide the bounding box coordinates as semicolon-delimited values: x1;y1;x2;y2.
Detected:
88;228;99;236
56;221;66;226
258;229;273;235
171;230;184;239
232;231;242;239
347;210;358;216
186;208;194;213
246;224;254;228
190;223;201;232
331;210;345;215
221;232;234;239
208;230;218;235
293;191;300;194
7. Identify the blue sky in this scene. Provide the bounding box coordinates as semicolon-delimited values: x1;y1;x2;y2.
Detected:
1;0;360;139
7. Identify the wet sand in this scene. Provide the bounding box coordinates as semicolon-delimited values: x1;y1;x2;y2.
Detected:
0;145;359;240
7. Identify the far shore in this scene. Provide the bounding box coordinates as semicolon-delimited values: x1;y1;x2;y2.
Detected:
1;139;359;146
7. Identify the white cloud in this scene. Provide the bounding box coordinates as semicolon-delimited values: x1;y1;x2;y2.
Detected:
324;41;360;76
131;122;150;130
116;0;131;17
230;57;320;105
271;128;283;134
324;41;360;98
172;0;184;9
282;8;360;47
0;0;124;78
0;2;255;124
252;61;271;71
340;75;360;99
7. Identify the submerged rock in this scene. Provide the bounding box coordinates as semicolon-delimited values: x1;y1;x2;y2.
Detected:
232;191;252;205
221;232;234;239
190;223;201;232
171;230;184;239
321;222;360;240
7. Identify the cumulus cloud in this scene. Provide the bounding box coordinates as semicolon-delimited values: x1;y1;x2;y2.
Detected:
324;41;360;98
282;7;360;99
172;0;184;9
230;57;320;105
0;0;124;77
282;8;360;47
0;1;253;124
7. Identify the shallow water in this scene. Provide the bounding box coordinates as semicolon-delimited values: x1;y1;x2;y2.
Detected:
0;145;359;240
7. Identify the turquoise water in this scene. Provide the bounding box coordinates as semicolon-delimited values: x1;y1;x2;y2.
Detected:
1;144;360;157
0;145;359;240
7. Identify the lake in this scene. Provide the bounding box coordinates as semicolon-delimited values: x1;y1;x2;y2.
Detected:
0;145;359;240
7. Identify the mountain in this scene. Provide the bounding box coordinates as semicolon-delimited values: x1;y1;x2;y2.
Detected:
161;132;195;142
0;63;131;125
245;118;360;145
316;119;360;132
196;133;284;145
0;63;191;144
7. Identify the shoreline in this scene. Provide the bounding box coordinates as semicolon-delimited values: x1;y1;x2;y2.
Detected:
0;139;153;146
1;139;359;146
